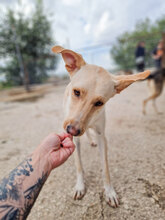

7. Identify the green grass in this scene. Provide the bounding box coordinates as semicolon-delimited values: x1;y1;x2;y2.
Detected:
0;82;13;90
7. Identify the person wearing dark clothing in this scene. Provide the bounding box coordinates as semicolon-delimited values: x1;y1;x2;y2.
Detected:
135;41;145;71
152;41;163;69
147;41;164;80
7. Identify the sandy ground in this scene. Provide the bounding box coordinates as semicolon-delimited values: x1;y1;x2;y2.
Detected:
0;81;165;220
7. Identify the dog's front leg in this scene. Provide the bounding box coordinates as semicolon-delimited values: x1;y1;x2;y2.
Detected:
86;128;97;147
73;137;85;200
97;133;119;207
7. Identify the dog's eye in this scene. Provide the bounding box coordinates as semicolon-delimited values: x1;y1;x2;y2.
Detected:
74;89;80;97
94;101;103;107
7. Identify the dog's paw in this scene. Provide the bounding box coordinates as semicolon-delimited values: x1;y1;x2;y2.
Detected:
74;183;86;200
91;142;97;147
142;110;146;115
142;108;146;115
104;186;119;208
157;111;163;115
74;188;86;200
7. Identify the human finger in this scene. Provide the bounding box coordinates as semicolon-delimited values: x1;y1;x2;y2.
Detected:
57;132;73;141
62;137;75;149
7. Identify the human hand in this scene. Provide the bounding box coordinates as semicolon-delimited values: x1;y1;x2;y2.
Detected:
34;132;75;172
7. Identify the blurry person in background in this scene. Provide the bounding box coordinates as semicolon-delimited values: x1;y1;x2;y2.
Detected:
135;41;146;71
152;40;164;70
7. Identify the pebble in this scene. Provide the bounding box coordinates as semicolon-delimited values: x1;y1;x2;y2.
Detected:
124;204;129;210
150;198;155;203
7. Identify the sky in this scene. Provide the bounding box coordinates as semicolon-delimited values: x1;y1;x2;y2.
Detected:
0;0;165;76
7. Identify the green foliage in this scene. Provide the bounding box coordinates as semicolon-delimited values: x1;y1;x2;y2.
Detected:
111;17;165;70
0;81;13;90
0;0;57;87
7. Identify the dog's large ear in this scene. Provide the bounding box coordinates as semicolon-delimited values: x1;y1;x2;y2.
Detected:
113;70;150;93
52;45;86;77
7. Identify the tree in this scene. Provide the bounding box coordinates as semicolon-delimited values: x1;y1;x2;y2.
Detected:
111;17;165;70
0;0;57;91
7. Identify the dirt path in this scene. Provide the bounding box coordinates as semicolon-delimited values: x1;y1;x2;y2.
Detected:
0;81;165;220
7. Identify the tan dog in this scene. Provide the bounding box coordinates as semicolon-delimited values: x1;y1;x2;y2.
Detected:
142;69;164;114
52;45;150;208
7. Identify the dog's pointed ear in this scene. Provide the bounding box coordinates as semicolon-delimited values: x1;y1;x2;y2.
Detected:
52;45;86;77
113;70;150;93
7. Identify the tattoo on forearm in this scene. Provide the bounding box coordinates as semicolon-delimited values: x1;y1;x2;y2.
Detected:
0;157;48;219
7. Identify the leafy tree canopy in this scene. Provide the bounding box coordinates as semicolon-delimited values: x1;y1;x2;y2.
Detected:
0;0;57;89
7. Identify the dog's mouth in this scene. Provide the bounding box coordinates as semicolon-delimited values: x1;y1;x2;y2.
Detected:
66;125;80;136
64;124;85;136
63;120;86;136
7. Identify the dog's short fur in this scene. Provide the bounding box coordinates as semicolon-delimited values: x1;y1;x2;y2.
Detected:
52;45;150;207
143;68;165;114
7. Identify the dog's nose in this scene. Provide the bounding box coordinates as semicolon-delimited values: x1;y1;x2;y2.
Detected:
66;125;80;136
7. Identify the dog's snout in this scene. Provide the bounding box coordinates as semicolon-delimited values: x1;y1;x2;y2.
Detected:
66;125;72;133
66;125;81;136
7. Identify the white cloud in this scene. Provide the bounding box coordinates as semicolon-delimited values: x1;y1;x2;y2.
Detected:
95;11;110;39
84;23;91;34
62;0;82;6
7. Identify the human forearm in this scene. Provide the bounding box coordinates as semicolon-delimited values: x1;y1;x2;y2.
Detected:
0;132;75;220
0;149;51;220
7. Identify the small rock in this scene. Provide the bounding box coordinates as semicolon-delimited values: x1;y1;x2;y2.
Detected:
150;198;155;203
152;194;159;202
124;204;129;210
